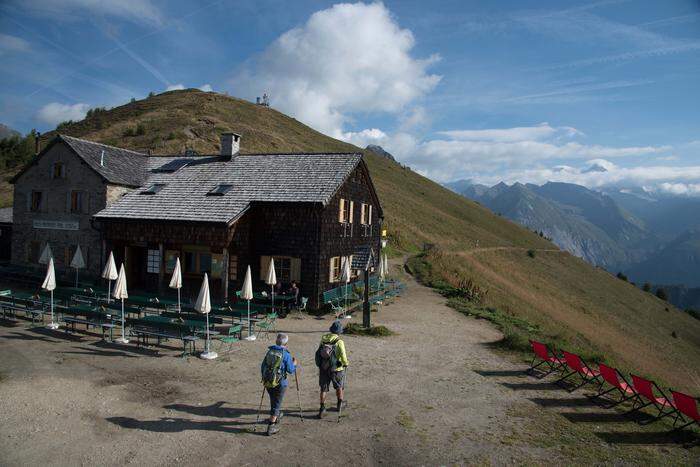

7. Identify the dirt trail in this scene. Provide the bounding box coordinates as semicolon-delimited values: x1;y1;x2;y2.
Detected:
0;263;695;466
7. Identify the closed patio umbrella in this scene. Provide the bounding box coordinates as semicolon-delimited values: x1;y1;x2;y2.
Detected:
102;251;118;304
70;245;86;288
39;243;53;265
340;257;352;320
169;257;183;316
241;265;255;341
112;263;129;344
196;273;217;360
41;257;59;330
265;257;277;312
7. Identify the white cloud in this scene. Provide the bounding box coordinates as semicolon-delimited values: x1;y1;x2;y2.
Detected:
657;182;700;196
165;84;185;91
341;128;388;147
0;33;30;55
199;84;213;92
21;0;163;25
231;2;440;137
37;102;90;126
438;122;582;142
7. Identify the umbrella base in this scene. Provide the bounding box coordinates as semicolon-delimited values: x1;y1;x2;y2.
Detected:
200;351;218;360
115;337;130;344
46;322;60;330
244;335;257;341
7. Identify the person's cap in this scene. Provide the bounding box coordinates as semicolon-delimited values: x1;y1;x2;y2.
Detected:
330;320;343;334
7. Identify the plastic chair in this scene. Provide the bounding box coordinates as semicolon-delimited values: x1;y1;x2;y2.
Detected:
217;324;242;353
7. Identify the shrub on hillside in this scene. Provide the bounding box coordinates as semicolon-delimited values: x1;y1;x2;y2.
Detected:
685;308;700;320
655;288;668;301
616;272;628;282
527;249;536;258
642;282;651;292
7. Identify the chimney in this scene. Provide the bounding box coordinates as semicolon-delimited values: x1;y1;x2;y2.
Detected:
35;132;41;155
220;132;241;157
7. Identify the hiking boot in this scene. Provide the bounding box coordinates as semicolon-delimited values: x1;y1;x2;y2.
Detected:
318;405;326;419
336;400;345;412
267;423;280;436
276;412;284;424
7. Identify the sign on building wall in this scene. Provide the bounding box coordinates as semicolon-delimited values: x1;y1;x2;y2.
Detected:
33;220;79;231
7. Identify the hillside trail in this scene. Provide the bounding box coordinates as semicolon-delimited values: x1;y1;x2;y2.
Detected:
0;258;694;465
460;246;562;256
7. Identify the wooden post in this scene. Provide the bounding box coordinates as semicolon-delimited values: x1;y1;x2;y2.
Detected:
158;242;164;295
363;268;370;328
223;249;230;302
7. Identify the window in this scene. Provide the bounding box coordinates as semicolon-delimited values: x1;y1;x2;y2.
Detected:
360;203;373;225
52;162;65;179
147;249;161;274
276;257;291;283
260;255;300;283
338;198;352;223
183;249;212;274
140;183;166;195
329;256;341;282
207;184;233;196
70;191;83;213
30;191;42;212
165;250;179;273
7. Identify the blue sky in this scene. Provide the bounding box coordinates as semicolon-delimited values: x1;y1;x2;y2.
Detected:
1;0;699;193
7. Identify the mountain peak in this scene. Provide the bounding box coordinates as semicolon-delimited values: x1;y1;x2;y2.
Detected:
365;144;395;161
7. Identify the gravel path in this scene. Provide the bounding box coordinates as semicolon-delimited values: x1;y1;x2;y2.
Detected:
0;263;695;465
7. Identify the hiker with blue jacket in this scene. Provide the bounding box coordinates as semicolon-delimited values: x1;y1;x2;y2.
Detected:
315;320;349;419
260;333;297;436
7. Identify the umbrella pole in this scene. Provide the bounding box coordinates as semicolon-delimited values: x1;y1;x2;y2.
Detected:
177;288;181;316
107;279;111;304
244;299;256;341
271;285;274;313
75;268;78;288
117;297;129;344
47;290;58;329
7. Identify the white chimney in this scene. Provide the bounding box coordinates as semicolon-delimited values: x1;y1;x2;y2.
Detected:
220;133;241;157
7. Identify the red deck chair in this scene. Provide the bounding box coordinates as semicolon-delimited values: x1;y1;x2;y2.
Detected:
670;390;700;431
556;351;601;392
527;340;564;378
629;374;678;423
592;363;638;407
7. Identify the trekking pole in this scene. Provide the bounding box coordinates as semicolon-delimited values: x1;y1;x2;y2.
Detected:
254;386;266;432
295;367;304;422
338;366;348;423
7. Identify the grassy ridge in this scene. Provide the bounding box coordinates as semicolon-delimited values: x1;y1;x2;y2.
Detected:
5;89;699;390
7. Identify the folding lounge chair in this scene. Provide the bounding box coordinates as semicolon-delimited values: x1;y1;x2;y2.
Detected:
629;374;678;423
556;351;602;392
592;363;638;407
669;390;700;431
527;340;563;378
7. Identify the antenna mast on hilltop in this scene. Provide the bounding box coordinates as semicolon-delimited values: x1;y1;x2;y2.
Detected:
256;93;270;107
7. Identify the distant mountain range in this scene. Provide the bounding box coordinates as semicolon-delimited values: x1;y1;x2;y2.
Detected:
448;180;700;292
0;124;19;140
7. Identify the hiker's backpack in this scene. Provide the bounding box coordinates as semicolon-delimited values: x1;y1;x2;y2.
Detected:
315;338;340;372
261;348;286;388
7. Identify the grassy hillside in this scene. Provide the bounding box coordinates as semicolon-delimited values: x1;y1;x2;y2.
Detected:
7;89;700;390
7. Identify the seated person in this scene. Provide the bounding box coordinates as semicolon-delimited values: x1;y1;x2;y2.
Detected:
287;281;300;306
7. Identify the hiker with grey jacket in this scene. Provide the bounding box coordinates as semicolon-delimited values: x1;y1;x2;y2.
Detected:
315;320;349;418
260;333;297;435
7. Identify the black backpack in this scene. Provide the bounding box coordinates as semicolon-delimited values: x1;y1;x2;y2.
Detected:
315;337;340;372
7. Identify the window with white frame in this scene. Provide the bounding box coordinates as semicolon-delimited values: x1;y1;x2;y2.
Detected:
147;249;161;274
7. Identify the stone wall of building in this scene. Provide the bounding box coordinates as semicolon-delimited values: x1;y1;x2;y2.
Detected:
11;142;108;279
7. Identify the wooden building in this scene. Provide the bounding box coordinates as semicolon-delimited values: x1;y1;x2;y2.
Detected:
11;133;382;307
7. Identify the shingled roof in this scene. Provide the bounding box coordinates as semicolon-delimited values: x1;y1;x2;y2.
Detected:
95;152;364;223
60;135;149;187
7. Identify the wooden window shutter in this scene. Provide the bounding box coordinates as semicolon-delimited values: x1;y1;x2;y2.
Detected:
260;255;270;280
291;258;301;282
329;257;335;282
368;205;373;225
360;203;366;225
349;201;354;223
338;198;345;223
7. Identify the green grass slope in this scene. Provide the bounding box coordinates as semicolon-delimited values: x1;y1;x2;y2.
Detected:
9;89;700;390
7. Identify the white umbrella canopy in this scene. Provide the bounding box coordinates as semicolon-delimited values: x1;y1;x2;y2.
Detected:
241;265;255;341
41;257;56;292
102;251;118;303
70;246;86;287
39;243;53;265
383;253;389;276
265;257;277;311
169;257;183;315
196;273;217;359
378;253;386;280
340;257;352;319
42;258;59;330
113;264;129;344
